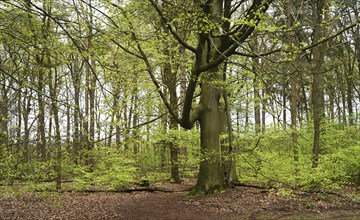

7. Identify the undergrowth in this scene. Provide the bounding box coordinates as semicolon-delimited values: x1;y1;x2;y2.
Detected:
0;123;359;193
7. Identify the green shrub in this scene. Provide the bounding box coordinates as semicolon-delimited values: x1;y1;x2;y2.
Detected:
236;124;360;190
74;148;137;190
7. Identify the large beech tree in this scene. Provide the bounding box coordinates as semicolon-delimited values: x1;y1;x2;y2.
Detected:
144;0;273;194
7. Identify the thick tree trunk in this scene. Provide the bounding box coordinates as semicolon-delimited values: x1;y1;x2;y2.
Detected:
192;69;226;194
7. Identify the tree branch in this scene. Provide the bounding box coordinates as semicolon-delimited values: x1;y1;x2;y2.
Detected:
234;18;360;58
198;0;274;73
189;103;204;127
115;5;182;125
148;0;197;54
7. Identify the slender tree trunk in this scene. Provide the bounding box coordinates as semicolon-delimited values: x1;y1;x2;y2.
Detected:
129;75;139;154
282;83;287;128
339;70;347;126
86;1;96;169
108;94;117;147
286;0;299;162
37;72;47;161
254;77;261;133
251;37;261;133
49;68;62;190
83;58;90;166
132;91;139;155
290;75;299;162
345;55;354;126
159;100;167;172
163;47;180;183
301;81;309;122
66;82;71;149
16;87;22;147
178;46;188;159
311;0;327;168
88;61;96;166
123;92;130;151
245;90;250;130
69;59;82;164
23;89;31;161
328;84;335;122
114;85;123;148
221;64;238;185
354;4;360;123
261;89;266;133
48;101;53;144
115;104;121;147
0;83;9;150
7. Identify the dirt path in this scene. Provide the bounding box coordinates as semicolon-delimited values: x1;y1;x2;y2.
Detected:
1;182;359;219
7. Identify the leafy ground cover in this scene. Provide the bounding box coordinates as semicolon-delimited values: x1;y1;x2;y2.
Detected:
1;180;359;220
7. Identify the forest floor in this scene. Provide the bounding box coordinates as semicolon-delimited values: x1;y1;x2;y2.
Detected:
0;179;360;220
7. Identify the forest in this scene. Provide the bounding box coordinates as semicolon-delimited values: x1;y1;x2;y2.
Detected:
0;0;360;218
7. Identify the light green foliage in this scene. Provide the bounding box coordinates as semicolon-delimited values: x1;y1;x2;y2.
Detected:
74;148;137;190
237;123;360;191
142;128;200;180
277;188;294;197
0;0;359;196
